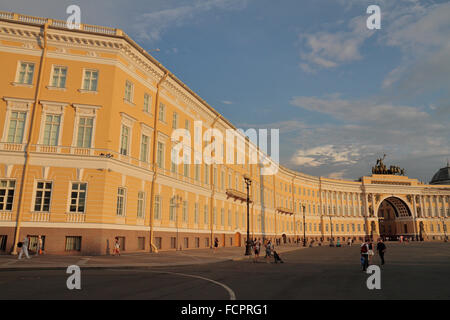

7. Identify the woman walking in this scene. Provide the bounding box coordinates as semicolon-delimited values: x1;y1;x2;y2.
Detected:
113;237;120;256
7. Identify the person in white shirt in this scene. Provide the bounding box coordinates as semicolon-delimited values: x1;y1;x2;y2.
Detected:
18;236;31;260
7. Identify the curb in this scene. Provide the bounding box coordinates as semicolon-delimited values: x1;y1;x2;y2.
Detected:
0;247;306;272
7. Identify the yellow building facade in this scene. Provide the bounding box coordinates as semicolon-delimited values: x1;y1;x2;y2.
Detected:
0;12;449;255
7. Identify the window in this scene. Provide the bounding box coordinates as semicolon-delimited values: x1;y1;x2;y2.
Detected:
195;164;200;181
138;237;145;250
169;198;176;221
7;111;27;143
76;117;93;148
154;195;161;220
120;125;130;155
172;112;178;129
16;62;34;85
140;135;150;162
155;237;162;249
82;70;98;91
43;114;61;146
184;237;189;249
0;180;15;211
124;80;134;102
0;235;7;251
116;187;126;216
34;182;52;212
195;237;200;248
171;237;176;249
50;66;67;88
204;205;209;224
69;183;86;213
143;93;151;113
194;203;199;224
204;165;210;185
205;237;210;248
171;147;178;173
182;201;188;223
157;142;165;168
65;236;81;251
183;153;189;177
137;191;145;219
220;208;224;226
159;103;166;122
185;120;190;131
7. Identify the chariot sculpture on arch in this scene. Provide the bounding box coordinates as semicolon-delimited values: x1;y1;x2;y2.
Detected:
372;154;406;176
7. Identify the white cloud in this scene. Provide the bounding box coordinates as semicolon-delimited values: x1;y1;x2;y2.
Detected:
133;0;250;41
221;100;233;105
291;145;362;167
298;15;374;71
290;95;430;124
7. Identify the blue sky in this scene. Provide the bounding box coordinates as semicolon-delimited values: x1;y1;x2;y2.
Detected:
1;0;449;182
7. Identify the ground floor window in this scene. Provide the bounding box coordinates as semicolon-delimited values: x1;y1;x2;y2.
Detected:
28;235;45;252
195;237;200;248
117;237;125;251
170;237;176;249
184;237;189;249
138;237;145;250
155;237;162;250
0;235;7;251
65;236;82;251
205;237;210;248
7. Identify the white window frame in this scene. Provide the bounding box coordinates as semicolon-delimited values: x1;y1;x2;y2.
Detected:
143;93;151;114
0;179;16;211
158;102;166;123
124;80;134;104
71;104;101;153
137;191;145;219
116;187;127;217
14;61;35;86
48;65;68;89
156;132;168;169
119;113;137;157
154;195;161;220
139;123;153;163
68;182;87;213
32;180;53;213
1;98;34;146
38;101;68;151
80;69;99;92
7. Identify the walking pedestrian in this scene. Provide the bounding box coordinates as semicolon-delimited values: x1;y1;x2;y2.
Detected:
213;237;219;253
360;239;369;271
253;238;261;263
35;235;43;256
113;237;120;256
18;236;31;260
264;240;273;262
376;238;387;265
273;250;284;263
368;240;374;263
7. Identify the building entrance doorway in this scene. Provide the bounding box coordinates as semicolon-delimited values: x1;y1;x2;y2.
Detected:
378;197;412;240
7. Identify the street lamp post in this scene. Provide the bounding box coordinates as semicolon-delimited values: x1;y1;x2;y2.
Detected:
302;205;306;247
244;175;252;256
171;195;182;251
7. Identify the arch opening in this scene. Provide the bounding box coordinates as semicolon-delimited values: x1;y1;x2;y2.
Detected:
377;197;413;240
